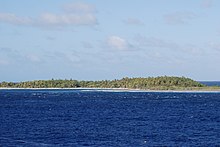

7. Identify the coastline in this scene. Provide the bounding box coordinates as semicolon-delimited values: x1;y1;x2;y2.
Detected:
1;87;220;93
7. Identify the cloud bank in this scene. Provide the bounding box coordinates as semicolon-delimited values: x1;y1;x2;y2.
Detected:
0;13;32;25
164;12;197;25
135;35;179;49
201;0;212;8
38;13;97;26
63;2;96;13
123;18;144;25
0;2;97;27
107;36;131;51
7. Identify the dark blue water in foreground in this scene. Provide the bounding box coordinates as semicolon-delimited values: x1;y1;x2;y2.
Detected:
0;90;220;146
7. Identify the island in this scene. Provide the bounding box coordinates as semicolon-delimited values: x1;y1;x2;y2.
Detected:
1;76;220;91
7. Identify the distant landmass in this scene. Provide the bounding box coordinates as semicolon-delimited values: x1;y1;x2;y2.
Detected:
1;76;220;91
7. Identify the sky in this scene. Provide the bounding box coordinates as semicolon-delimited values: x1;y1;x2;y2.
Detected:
0;0;220;82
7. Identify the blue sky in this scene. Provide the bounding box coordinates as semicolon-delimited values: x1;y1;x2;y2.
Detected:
0;0;220;82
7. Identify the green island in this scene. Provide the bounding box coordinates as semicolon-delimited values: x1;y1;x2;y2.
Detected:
1;76;220;91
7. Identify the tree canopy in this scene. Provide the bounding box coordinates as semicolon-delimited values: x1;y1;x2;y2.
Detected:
0;76;205;90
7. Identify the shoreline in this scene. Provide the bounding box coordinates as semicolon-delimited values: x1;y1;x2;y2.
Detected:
1;87;220;93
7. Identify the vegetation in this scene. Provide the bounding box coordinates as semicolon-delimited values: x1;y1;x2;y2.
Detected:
0;76;210;90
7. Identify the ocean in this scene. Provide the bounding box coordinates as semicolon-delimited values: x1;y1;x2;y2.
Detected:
200;81;220;87
0;89;219;146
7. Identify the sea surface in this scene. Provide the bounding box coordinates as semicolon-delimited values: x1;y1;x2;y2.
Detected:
0;89;220;146
200;81;220;86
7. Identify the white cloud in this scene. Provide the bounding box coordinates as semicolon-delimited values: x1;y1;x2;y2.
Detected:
123;18;144;25
208;42;220;51
135;35;179;49
164;12;197;25
107;36;130;50
46;36;56;41
0;13;32;25
133;35;206;56
0;47;21;59
201;0;212;8
51;51;81;63
63;2;96;13
0;59;9;65
182;44;204;55
0;2;98;27
26;54;41;63
65;52;81;63
38;13;97;26
0;47;44;64
82;41;93;48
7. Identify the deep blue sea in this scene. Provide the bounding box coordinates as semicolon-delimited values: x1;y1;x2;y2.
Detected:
0;89;220;146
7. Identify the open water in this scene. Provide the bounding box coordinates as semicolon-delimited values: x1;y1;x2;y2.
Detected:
200;81;220;87
0;89;220;146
